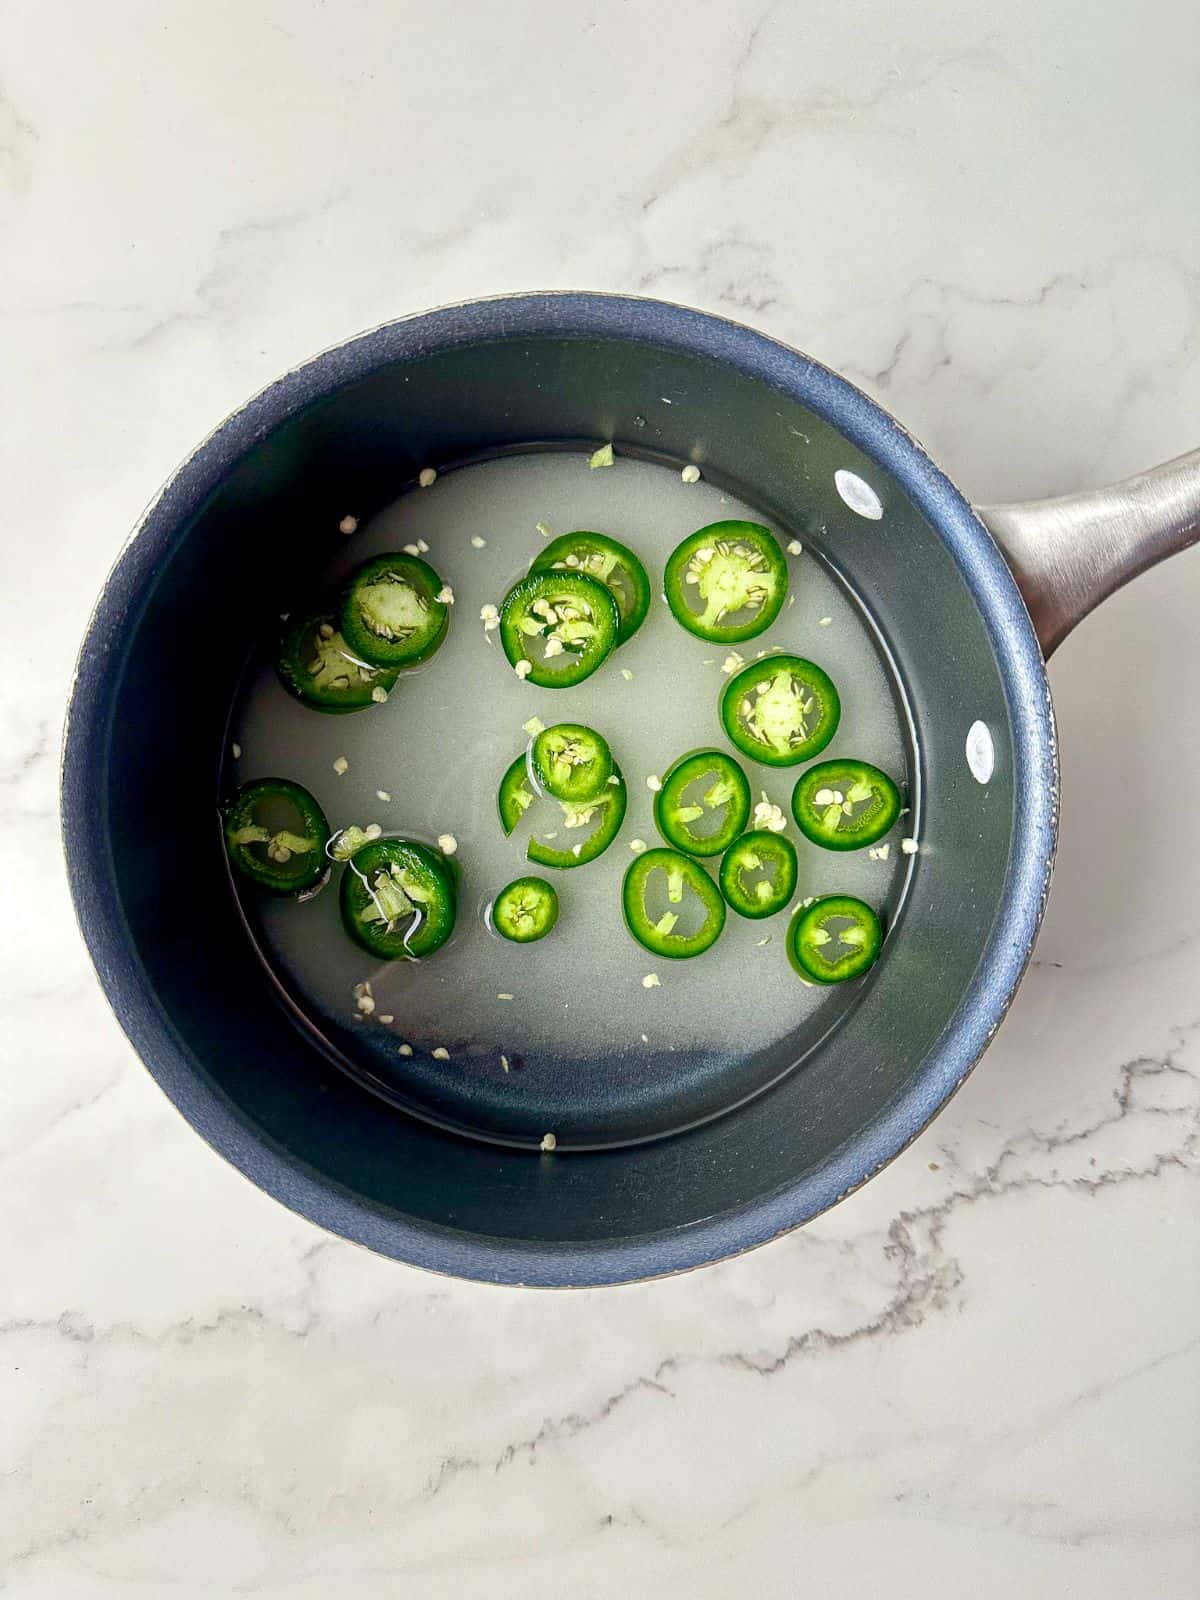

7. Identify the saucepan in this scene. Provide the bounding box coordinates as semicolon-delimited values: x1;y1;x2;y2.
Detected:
61;294;1199;1285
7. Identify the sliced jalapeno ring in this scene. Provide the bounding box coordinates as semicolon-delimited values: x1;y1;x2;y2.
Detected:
526;768;627;870
499;570;620;688
224;777;331;896
791;759;902;851
276;604;400;713
788;894;882;984
340;552;450;669
530;723;614;803
339;838;457;960
489;876;559;943
498;753;537;835
720;654;840;767
719;829;798;919
622;847;726;959
653;748;751;858
664;520;788;643
530;531;651;645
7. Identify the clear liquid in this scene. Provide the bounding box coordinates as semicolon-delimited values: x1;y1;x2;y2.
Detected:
231;451;914;1149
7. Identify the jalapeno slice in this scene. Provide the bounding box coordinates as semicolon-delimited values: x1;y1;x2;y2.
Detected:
499;570;620;688
530;531;651;645
498;753;537;835
276;604;400;713
499;751;627;866
339;838;457;960
224;777;331;896
664;520;788;643
622;847;726;958
526;771;627;870
339;553;450;669
489;876;559;943
653;749;751;858
530;723;614;803
787;895;882;984
720;655;840;767
791;759;902;851
719;830;798;919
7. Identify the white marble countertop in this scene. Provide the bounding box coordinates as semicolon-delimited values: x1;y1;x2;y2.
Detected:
4;1;1198;1593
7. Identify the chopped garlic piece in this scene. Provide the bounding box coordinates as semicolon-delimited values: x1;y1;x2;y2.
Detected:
436;585;455;605
514;659;533;680
378;1014;394;1025
231;742;242;759
362;823;382;841
356;993;376;1015
418;467;437;488
397;1043;413;1056
868;843;891;862
470;535;487;549
680;463;701;484
818;616;832;627
339;514;359;535
370;686;389;703
540;1132;557;1152
588;443;614;469
629;838;647;853
721;651;745;675
376;789;391;802
786;539;803;555
333;756;349;776
402;542;421;556
901;837;919;855
642;973;661;989
417;539;429;553
432;1046;449;1060
437;833;458;856
646;774;662;792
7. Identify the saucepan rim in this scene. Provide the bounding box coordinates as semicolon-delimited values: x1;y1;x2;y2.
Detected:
61;292;1058;1285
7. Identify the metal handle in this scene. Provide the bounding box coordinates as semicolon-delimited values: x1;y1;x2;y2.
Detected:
978;449;1200;657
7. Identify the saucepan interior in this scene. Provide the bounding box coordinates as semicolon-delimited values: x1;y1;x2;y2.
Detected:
62;296;1055;1284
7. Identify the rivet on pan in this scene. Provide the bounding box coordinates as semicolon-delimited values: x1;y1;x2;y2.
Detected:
966;720;995;784
834;469;883;520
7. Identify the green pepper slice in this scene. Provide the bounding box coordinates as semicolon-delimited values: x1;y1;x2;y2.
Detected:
499;570;620;688
530;531;651;645
653;749;751;858
719;830;798;919
664;520;788;643
339;553;450;669
498;752;627;866
622;847;726;958
530;723;614;803
339;837;457;960
791;759;902;851
720;654;840;767
224;777;331;896
788;895;882;984
489;876;559;943
276;604;400;713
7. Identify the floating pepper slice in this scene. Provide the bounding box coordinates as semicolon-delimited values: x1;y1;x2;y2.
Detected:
664;521;788;643
653;749;751;858
339;837;457;960
489;876;559;943
276;604;399;713
498;752;627;867
530;723;614;803
339;553;450;669
499;570;620;688
622;847;726;958
223;777;331;896
530;531;651;645
720;655;840;767
787;895;882;984
719;830;798;919
791;759;902;851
